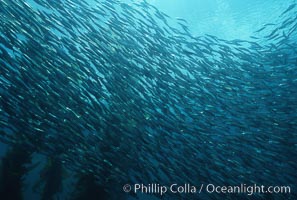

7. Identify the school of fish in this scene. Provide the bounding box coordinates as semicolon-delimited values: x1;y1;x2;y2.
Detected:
0;0;297;199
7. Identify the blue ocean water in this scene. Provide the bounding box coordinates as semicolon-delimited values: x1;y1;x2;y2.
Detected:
0;0;296;200
147;0;293;39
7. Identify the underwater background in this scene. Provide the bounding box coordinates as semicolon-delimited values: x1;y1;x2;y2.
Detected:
0;0;296;199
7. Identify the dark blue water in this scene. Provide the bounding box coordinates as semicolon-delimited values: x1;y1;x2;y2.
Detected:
0;0;296;199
